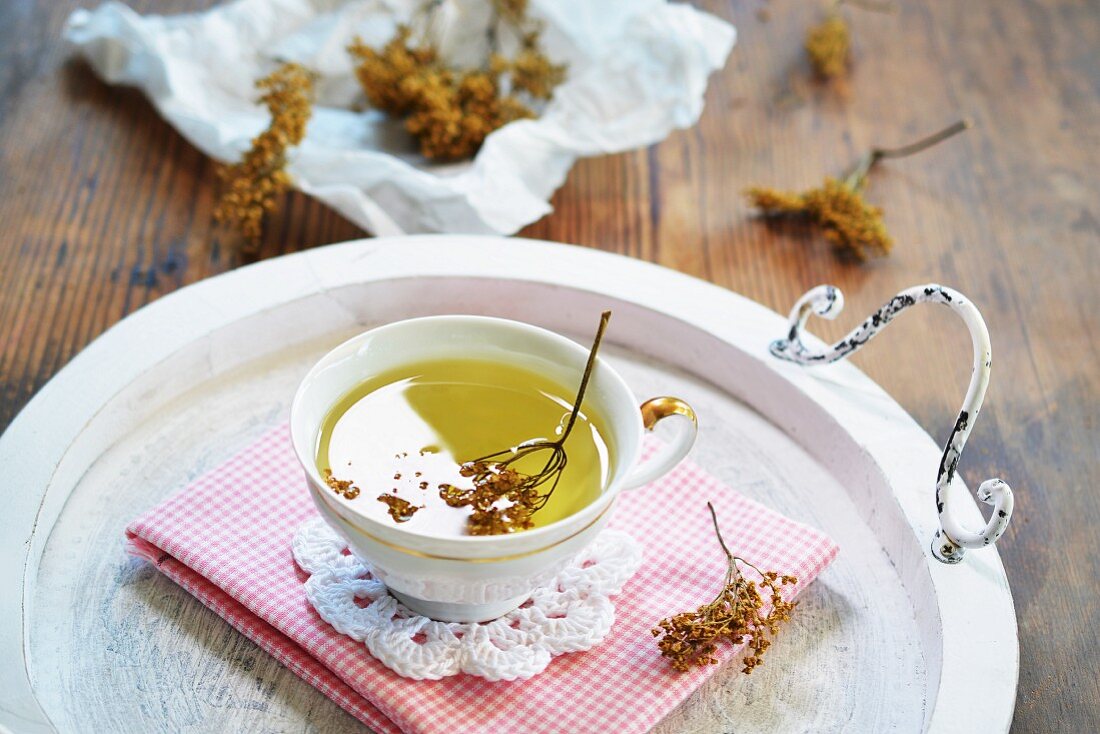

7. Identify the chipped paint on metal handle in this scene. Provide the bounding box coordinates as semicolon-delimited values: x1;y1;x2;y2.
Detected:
769;283;1015;564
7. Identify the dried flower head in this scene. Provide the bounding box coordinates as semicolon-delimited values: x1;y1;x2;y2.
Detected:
745;119;970;261
495;34;567;100
404;70;534;160
805;13;850;79
213;63;314;251
804;0;895;80
652;503;798;673
492;0;529;25
348;1;565;161
746;178;892;260
439;461;539;535
348;27;437;115
323;468;361;500
377;493;422;522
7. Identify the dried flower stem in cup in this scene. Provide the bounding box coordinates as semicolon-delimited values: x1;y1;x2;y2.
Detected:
652;502;797;674
438;311;611;535
745;119;970;261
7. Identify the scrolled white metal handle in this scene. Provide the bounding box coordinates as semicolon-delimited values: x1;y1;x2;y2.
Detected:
769;284;1015;564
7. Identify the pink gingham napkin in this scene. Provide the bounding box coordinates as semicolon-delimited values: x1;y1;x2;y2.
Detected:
127;422;838;734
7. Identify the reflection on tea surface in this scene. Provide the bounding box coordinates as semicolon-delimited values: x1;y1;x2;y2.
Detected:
316;358;612;537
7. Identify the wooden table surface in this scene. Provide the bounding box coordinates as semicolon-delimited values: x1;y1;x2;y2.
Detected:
1;0;1096;730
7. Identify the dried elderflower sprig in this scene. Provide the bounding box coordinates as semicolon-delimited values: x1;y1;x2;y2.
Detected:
747;177;892;260
214;62;315;251
745;119;970;261
348;27;437;115
652;503;798;674
348;1;565;161
403;70;534;160
438;311;611;535
805;0;895;79
805;14;850;79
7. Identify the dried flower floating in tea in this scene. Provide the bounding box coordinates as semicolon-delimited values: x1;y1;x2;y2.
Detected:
745;119;970;261
213;63;315;252
652;503;798;674
377;493;422;523
439;463;537;534
323;468;361;500
348;1;565;161
438;311;611;535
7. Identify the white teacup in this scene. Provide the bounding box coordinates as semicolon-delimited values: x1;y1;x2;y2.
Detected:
290;316;697;622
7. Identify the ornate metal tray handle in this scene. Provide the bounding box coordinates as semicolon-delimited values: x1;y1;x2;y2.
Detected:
770;284;1015;564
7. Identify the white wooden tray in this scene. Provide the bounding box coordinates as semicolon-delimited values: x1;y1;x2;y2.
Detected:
0;236;1017;733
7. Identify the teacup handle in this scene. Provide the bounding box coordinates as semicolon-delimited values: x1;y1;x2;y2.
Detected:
622;397;699;490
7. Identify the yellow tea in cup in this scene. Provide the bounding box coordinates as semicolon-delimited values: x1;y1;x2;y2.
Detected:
315;358;613;537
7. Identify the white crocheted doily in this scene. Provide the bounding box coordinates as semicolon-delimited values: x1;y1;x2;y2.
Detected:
292;517;643;681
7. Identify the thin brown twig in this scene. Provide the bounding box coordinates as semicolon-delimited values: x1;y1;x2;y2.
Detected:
844;118;971;189
707;501;734;561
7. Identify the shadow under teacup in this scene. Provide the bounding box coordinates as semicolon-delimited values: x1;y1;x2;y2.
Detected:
290;316;697;622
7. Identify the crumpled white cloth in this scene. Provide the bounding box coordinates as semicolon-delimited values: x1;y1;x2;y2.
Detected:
63;0;734;236
292;516;643;681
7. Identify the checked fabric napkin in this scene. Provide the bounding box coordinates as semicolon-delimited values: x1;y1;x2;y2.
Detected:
127;422;838;734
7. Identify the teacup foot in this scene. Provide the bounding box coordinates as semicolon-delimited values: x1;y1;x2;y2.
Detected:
389;589;530;623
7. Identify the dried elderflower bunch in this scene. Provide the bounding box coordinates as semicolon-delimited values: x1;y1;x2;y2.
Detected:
746;177;892;260
348;1;565;161
348;27;437;115
439;461;540;535
745;119;970;261
805;14;850;79
404;70;534;160
652;503;798;674
214;63;314;251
